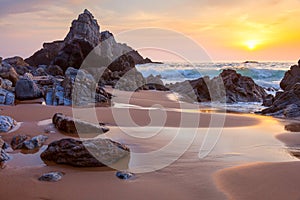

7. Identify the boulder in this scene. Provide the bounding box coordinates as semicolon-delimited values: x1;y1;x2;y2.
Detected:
170;69;267;103
0;78;13;92
40;138;130;167
0;88;15;105
52;113;109;134
3;56;29;68
0;61;19;86
15;75;43;100
261;83;300;118
262;61;300;118
0;116;17;132
280;62;300;91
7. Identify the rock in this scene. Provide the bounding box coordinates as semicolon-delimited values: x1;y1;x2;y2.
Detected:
262;61;300;118
32;66;48;76
0;61;19;86
116;171;135;180
262;94;274;107
38;172;65;182
52;113;109;134
170;69;267;103
53;9;100;71
261;82;300;117
0;88;15;105
11;135;28;150
25;41;64;66
64;9;100;47
40;138;130;167
0;138;9;163
0;77;13;91
103;54;146;91
0;149;9;163
11;134;47;150
26;10;154;73
100;31;153;65
285;123;300;132
3;56;29;67
15;76;43;100
22;135;48;150
0;116;17;132
145;74;169;91
284;104;300;118
46;65;64;76
280;62;300;91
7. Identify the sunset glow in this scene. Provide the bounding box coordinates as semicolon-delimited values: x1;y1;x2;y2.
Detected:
0;0;300;61
245;40;259;50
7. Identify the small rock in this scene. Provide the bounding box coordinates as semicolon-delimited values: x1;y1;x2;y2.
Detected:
285;123;300;132
0;149;9;163
116;171;135;180
38;172;64;182
23;135;48;150
0;116;17;132
11;135;28;150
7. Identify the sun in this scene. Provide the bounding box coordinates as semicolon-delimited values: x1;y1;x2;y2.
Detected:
245;40;259;50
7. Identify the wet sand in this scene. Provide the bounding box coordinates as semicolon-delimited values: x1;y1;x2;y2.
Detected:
0;89;295;200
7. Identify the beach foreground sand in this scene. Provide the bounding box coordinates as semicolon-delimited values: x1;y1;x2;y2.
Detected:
0;89;297;200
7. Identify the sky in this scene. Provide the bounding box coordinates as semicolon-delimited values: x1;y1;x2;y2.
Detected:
0;0;300;62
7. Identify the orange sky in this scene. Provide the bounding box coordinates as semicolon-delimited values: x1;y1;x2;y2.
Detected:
0;0;300;62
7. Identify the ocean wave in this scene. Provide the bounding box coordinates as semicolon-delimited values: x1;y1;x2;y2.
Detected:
136;62;290;89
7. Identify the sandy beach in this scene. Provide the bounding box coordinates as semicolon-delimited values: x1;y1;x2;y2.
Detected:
0;89;297;200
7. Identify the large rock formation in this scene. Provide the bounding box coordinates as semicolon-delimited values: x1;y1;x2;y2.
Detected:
170;69;267;103
40;138;130;167
26;9;152;72
261;60;300;118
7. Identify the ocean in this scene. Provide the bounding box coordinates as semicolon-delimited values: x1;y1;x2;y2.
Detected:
136;61;293;113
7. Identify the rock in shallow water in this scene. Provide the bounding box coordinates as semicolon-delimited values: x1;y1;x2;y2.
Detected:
10;134;48;150
38;172;64;182
41;138;130;167
11;135;28;150
52;113;109;135
116;171;135;180
0;116;17;132
0;138;9;163
23;135;48;150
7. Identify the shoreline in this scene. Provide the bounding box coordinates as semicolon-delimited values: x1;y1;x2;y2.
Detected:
0;89;298;199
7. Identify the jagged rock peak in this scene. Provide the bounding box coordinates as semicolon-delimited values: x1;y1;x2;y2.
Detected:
64;9;101;47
